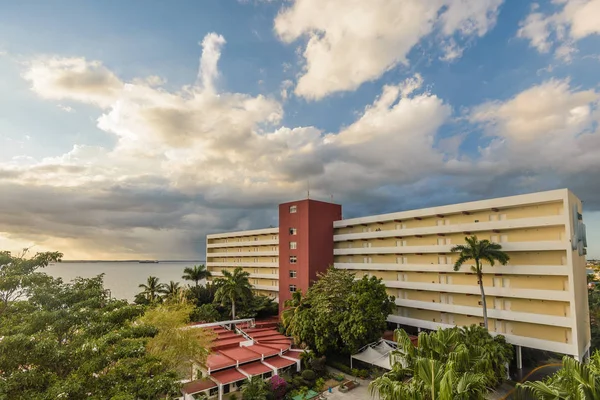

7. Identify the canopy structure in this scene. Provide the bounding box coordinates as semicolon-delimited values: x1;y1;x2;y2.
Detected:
351;339;398;370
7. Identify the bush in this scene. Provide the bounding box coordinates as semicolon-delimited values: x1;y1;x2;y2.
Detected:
314;377;325;392
301;370;316;381
328;361;352;374
229;394;238;400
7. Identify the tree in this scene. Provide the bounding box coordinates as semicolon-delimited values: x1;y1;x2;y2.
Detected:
241;376;270;400
161;280;182;300
139;303;214;380
182;264;211;287
192;303;222;323
518;351;600;399
451;236;509;329
281;290;304;335
0;249;62;314
0;273;181;399
214;267;252;320
281;268;394;354
187;281;217;306
370;326;512;400
137;276;167;303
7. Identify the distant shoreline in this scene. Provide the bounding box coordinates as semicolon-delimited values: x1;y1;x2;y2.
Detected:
60;260;205;263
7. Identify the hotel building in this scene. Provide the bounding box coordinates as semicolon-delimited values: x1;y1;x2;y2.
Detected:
206;189;591;360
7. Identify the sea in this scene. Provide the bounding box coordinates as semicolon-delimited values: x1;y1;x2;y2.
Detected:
44;261;205;301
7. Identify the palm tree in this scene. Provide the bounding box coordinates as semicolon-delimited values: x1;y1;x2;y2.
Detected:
182;264;211;287
240;376;269;400
213;267;252;320
451;235;509;330
518;352;600;399
138;276;167;303
281;290;303;335
371;327;506;400
161;281;181;299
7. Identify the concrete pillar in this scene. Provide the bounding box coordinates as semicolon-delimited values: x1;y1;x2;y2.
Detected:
516;345;522;370
505;362;510;380
218;384;223;400
418;327;421;333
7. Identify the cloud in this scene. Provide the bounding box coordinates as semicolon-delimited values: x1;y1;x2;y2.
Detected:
197;33;227;92
23;57;123;108
274;0;503;100
518;0;600;60
469;78;598;142
57;104;74;112
6;43;456;258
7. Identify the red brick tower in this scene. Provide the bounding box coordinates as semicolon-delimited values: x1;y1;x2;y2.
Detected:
278;199;342;312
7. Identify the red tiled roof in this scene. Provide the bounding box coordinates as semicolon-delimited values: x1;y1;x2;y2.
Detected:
260;342;291;351
238;361;273;376
257;334;289;341
250;330;281;338
245;344;280;357
212;337;245;350
219;347;262;364
263;355;297;369
181;379;217;395
207;353;237;371
210;368;247;385
283;350;304;360
217;331;240;339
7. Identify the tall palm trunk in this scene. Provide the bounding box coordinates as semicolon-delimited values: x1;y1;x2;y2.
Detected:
476;259;489;330
231;295;236;320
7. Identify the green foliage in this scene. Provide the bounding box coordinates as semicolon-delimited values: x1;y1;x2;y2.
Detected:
314;377;325;391
518;351;600;399
182;264;211;287
451;235;509;329
241;376;269;400
328;360;352;374
214;267;253;319
370;325;513;400
187;282;218;306
301;369;316;381
139;303;214;380
192;303;223;322
0;250;62;314
160;280;182;300
136;276;167;303
0;273;180;399
282;268;394;354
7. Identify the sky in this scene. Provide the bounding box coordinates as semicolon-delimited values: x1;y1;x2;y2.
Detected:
0;0;600;260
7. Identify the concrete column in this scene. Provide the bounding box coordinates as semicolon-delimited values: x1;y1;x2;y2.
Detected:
218;384;223;400
505;362;510;380
516;345;522;370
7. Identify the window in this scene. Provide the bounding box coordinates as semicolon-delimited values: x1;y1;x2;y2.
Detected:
253;279;258;285
289;205;297;213
254;268;259;273
289;256;297;264
289;228;297;235
290;241;297;249
289;285;297;292
289;270;297;278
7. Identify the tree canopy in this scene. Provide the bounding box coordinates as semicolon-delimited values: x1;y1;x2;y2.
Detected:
0;273;181;399
518;351;600;399
370;326;513;400
214;267;253;320
282;268;395;354
182;264;211;287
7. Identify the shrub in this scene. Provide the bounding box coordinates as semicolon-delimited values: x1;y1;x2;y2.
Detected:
229;394;238;400
358;369;369;379
314;377;325;391
351;368;359;377
328;361;352;374
301;370;316;381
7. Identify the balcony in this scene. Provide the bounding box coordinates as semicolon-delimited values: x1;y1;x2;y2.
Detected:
386;315;574;355
253;285;279;292
207;261;278;268
207;239;279;249
333;241;567;256
334;216;564;242
334;263;570;276
210;271;279;280
394;298;571;327
207;250;279;258
382;280;570;301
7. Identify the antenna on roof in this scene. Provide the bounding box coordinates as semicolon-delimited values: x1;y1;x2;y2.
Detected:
307;179;310;199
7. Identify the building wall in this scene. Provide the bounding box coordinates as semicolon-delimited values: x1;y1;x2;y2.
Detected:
278;199;341;311
206;227;280;299
333;189;590;359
